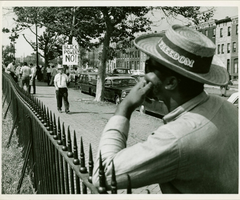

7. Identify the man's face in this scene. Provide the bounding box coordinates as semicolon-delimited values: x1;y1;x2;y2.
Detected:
144;59;166;102
58;68;63;74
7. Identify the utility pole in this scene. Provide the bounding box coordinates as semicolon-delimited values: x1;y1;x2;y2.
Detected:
36;22;39;67
35;8;39;67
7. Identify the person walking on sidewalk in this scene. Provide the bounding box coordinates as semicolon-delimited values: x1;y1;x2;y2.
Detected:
6;58;17;82
29;63;37;94
54;65;70;113
20;62;31;92
50;65;58;86
93;25;238;193
46;65;52;86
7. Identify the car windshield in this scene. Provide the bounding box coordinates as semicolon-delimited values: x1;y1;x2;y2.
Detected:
112;79;136;87
113;69;130;74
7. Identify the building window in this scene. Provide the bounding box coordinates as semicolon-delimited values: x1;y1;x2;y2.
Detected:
233;42;237;52
213;28;216;37
234;59;238;73
220;28;223;37
227;43;230;53
218;44;220;54
228;27;231;36
221;44;224;54
205;30;208;36
227;59;230;73
236;24;238;35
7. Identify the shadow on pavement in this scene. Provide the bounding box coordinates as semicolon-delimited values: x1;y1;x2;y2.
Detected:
34;94;55;98
66;111;99;115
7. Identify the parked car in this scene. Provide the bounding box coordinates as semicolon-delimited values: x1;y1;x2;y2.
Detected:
131;69;145;75
228;92;238;107
131;74;145;82
104;76;137;104
111;68;132;77
139;98;169;117
79;72;98;95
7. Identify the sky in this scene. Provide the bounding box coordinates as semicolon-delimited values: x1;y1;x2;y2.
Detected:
1;1;239;59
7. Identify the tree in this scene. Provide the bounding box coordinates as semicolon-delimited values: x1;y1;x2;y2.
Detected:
89;7;152;101
2;45;15;66
159;7;214;25
12;7;67;67
22;29;65;67
2;27;19;60
8;6;214;102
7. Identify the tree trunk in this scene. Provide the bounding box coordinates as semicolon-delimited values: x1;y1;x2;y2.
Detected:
43;52;49;81
94;32;111;102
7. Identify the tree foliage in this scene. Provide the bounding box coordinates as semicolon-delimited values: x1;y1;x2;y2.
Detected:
12;7;68;66
2;45;15;66
4;6;215;102
88;7;153;101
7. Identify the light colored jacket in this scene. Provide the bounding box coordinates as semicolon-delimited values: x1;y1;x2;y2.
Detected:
93;91;238;193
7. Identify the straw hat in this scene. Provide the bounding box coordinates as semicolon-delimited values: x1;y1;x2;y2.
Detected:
134;24;229;86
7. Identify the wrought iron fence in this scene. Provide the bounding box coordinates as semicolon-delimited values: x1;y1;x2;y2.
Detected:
2;72;133;194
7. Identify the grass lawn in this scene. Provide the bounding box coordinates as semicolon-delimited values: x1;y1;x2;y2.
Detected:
2;102;35;194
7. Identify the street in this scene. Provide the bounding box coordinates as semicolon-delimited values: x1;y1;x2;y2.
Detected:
34;80;164;194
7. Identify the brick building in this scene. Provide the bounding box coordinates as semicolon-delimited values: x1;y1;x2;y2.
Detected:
196;16;238;80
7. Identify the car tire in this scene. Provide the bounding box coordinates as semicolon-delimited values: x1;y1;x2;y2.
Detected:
139;105;146;114
115;95;121;105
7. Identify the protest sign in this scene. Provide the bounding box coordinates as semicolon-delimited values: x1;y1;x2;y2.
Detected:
62;44;79;65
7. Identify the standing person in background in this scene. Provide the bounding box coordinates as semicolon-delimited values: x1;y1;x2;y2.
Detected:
46;65;52;86
36;65;42;81
29;63;37;94
20;62;31;92
6;59;17;82
74;67;80;85
54;65;70;113
50;65;58;86
15;62;23;86
220;79;233;97
65;66;70;87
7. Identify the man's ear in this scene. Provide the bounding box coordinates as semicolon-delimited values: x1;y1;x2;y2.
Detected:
164;76;178;90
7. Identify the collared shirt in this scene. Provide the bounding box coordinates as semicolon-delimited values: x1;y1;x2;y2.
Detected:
6;62;15;73
30;66;37;78
92;91;238;193
47;67;52;73
20;65;31;78
54;73;69;88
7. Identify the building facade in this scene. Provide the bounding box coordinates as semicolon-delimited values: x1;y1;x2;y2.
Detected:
197;16;238;80
115;40;148;72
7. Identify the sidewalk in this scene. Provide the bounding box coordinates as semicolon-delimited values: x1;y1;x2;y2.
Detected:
33;80;162;194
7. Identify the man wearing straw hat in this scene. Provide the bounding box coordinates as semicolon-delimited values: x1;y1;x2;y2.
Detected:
54;64;70;113
93;25;238;193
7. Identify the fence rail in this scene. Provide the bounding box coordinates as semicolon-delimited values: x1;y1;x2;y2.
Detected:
2;72;133;194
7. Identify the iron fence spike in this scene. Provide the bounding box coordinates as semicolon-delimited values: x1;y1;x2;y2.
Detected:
127;174;132;194
73;131;79;165
98;151;107;194
80;137;87;173
67;126;73;157
88;143;94;183
111;160;117;194
62;122;67;151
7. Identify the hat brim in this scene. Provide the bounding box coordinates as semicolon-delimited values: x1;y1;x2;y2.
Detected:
134;33;229;86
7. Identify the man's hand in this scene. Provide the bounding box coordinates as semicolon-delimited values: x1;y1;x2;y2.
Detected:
115;80;153;120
